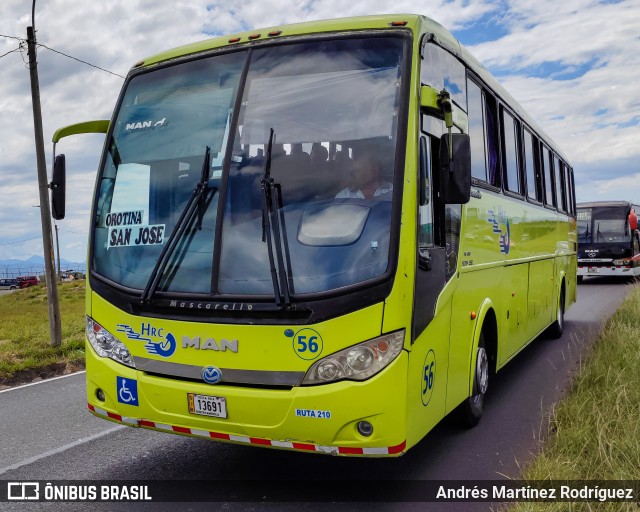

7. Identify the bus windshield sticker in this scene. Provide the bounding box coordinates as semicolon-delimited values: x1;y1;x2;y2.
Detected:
108;224;165;249
577;210;591;221
106;210;144;227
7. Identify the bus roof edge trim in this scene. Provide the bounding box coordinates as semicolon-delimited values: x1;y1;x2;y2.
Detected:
52;120;110;143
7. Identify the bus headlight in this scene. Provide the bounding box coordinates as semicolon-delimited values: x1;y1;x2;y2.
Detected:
613;259;628;266
86;316;135;368
302;330;404;385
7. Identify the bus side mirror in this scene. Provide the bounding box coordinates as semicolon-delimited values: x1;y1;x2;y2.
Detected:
439;133;471;204
629;209;638;231
50;154;66;220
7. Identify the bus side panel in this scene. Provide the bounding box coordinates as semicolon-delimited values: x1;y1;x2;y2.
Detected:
565;216;578;308
500;264;529;365
445;267;503;414
527;258;555;334
405;295;451;450
567;254;577;307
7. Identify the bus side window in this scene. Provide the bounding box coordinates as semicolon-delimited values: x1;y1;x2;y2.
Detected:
421;42;467;111
541;144;555;207
418;136;434;247
555;157;567;212
522;128;540;201
523;128;541;202
552;154;562;210
484;93;499;188
467;80;487;183
501;108;521;195
468;77;499;189
563;164;571;214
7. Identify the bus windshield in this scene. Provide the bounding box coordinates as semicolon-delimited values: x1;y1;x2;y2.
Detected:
577;206;630;244
92;36;405;297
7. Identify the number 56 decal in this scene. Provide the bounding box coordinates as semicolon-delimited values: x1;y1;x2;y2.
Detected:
421;350;436;406
286;328;324;361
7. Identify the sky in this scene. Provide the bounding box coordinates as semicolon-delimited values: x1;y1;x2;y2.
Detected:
0;0;638;263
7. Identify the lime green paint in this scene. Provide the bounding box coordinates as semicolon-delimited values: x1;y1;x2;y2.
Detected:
420;85;440;109
52;120;109;143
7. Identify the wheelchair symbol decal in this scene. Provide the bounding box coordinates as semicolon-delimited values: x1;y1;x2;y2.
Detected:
117;376;139;406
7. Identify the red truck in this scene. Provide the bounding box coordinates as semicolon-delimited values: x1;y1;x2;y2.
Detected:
18;275;40;288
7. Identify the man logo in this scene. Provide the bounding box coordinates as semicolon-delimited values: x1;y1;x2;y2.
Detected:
201;366;222;384
125;118;167;131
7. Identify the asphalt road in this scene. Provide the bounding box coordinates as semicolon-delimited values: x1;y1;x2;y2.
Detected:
0;277;635;511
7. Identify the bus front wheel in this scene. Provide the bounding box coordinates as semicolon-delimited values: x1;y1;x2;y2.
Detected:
459;333;489;428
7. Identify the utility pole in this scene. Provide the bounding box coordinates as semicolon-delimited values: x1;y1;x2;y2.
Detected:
27;19;62;347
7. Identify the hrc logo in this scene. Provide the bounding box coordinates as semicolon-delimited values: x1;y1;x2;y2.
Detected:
487;208;511;255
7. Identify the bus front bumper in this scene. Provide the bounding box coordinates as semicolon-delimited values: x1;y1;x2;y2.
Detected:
85;343;408;457
577;264;640;277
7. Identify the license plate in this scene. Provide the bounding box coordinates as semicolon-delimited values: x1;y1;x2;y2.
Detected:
188;393;227;418
587;267;599;273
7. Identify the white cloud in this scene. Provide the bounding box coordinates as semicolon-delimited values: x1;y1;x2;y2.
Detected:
0;0;638;263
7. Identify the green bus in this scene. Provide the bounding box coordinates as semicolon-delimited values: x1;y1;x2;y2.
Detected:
50;14;576;456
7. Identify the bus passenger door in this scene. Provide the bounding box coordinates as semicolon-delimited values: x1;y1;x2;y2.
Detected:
408;133;452;443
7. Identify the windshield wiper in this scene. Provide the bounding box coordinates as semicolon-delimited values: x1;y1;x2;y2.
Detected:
141;146;216;304
260;128;292;307
596;222;606;243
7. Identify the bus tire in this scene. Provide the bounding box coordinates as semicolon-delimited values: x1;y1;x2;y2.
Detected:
459;333;489;428
577;275;583;283
548;286;565;339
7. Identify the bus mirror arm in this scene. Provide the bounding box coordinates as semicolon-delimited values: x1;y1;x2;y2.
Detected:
50;148;66;220
437;90;454;161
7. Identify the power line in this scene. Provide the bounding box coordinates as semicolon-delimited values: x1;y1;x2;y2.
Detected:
37;43;124;79
0;46;21;60
0;33;24;41
2;33;123;79
58;229;86;236
0;235;43;246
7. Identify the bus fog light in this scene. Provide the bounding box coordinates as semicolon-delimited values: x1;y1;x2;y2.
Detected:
357;421;374;437
86;316;136;369
302;330;404;385
96;388;105;402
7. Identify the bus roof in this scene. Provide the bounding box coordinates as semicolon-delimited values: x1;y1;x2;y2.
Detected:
135;13;569;164
577;200;634;209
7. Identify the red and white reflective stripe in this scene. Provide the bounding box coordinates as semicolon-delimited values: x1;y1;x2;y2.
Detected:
88;403;406;456
88;403;137;425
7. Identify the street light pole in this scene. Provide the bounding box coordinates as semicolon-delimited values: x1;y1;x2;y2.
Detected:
26;21;62;348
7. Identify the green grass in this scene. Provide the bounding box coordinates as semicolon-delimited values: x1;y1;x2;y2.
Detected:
0;281;86;383
511;283;640;512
